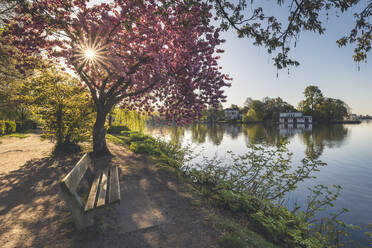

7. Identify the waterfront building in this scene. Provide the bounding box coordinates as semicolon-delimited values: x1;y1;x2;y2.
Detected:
279;112;312;124
224;108;240;121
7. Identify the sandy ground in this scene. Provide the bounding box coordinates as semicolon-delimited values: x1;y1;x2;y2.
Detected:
0;134;219;248
0;134;54;174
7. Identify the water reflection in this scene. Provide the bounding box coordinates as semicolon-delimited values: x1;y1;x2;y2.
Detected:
299;125;349;159
146;123;350;159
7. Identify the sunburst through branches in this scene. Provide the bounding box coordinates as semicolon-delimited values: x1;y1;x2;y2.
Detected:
85;49;96;60
74;38;108;69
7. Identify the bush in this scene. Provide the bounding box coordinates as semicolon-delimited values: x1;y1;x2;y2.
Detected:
128;132;147;141
0;120;17;135
5;121;16;134
129;136;161;156
120;130;140;136
107;125;130;134
0;121;5;135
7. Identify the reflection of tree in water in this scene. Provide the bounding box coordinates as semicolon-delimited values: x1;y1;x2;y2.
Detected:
145;124;172;138
207;124;225;145
242;124;281;145
169;126;185;145
190;124;225;145
299;124;349;159
191;124;208;144
224;124;242;140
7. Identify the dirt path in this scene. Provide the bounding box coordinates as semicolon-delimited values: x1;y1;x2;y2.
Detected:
0;135;219;248
0;134;54;174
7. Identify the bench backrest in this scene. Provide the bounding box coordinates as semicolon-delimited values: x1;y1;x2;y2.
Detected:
61;153;94;208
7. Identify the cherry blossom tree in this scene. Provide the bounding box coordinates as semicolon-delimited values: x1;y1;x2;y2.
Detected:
2;0;231;156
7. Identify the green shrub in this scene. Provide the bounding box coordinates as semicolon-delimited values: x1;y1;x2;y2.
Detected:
128;132;147;141
0;121;5;135
5;121;16;134
120;130;132;136
107;125;130;134
129;138;161;156
120;130;142;137
0;121;17;135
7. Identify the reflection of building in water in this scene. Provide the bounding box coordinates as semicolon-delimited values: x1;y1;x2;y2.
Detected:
279;123;312;136
279;112;312;124
225;124;241;138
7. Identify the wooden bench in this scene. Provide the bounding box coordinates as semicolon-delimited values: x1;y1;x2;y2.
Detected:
60;153;120;229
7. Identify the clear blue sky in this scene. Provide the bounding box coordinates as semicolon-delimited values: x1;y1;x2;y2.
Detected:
217;4;372;115
90;0;372;115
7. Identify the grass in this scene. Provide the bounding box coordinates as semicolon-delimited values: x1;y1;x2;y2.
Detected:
0;132;31;141
0;129;38;144
210;215;279;248
106;134;128;146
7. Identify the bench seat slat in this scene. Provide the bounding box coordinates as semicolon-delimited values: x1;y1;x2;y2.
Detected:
84;169;102;212
109;166;121;204
96;167;108;207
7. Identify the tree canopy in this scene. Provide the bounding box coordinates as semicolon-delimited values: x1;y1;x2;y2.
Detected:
298;85;349;121
2;0;231;155
21;68;95;151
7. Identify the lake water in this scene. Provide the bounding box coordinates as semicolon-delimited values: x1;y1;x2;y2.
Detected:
144;121;372;245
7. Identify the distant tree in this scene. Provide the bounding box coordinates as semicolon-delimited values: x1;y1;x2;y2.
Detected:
0;45;32;121
244;99;265;122
304;85;324;113
244;97;253;108
298;86;349;122
244;108;261;122
263;97;296;122
318;98;349;122
243;97;295;122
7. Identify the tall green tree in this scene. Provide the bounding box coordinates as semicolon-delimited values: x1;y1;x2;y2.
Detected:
303;85;324;113
21;68;95;151
298;85;349;122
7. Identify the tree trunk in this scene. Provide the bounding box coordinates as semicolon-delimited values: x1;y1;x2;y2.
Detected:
93;109;111;157
56;104;64;146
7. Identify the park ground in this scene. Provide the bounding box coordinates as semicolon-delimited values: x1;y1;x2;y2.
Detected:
0;133;220;248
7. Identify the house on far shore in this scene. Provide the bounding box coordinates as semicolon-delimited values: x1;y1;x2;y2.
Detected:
279;112;312;125
224;108;240;121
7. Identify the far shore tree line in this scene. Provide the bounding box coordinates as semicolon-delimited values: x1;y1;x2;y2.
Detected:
200;85;351;123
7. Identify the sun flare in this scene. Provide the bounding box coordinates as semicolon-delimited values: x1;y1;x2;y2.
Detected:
85;49;96;59
85;49;96;60
74;38;109;69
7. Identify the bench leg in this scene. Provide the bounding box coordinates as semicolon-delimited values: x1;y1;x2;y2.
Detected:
71;208;94;230
60;187;94;230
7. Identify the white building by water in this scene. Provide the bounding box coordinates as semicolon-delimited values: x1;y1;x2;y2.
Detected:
279;112;312;124
224;108;240;121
